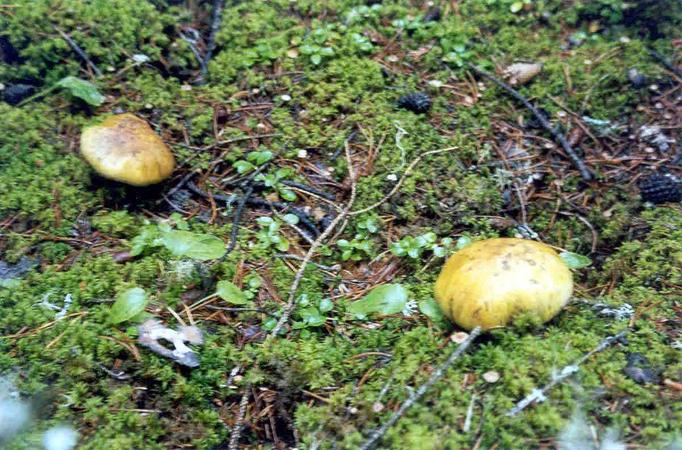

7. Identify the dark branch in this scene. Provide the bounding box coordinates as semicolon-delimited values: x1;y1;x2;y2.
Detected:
186;181;319;237
647;48;682;79
200;0;226;81
467;63;593;181
54;26;103;77
358;327;482;450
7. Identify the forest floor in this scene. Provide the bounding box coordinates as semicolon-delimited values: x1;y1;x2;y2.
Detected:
0;1;681;449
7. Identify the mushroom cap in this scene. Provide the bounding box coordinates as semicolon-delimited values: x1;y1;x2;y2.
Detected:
434;238;573;330
80;113;175;186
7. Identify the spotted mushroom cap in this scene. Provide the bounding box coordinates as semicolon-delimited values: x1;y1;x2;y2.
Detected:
80;113;175;186
434;238;573;330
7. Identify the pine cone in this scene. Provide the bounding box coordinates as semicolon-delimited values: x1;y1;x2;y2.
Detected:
397;92;431;114
638;173;681;204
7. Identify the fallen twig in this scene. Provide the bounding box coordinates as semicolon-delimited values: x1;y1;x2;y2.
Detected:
268;140;357;337
506;330;627;416
647;48;682;80
54;26;102;77
281;180;336;201
228;386;250;450
358;327;481;450
467;63;593;181
187;181;319;236
225;184;254;257
349;147;457;216
200;0;226;81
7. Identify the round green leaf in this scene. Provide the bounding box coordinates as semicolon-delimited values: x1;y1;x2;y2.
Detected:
110;288;148;324
319;298;333;313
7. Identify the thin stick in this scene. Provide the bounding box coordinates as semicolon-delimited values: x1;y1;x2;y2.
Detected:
349;147;457;216
224;184;253;257
54;26;102;77
228;386;250;450
647;48;682;80
187;181;320;236
505;330;627;417
200;0;226;81
358;327;482;450
282;180;336;201
269;141;357;337
467;63;593;181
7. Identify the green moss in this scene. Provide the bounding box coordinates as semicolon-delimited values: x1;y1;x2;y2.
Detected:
1;0;681;448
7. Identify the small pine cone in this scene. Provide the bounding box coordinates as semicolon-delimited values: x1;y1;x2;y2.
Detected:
397;92;431;114
638;173;682;204
3;84;35;106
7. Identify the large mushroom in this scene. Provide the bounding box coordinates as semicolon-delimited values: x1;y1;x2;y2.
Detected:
434;238;573;330
80;113;175;186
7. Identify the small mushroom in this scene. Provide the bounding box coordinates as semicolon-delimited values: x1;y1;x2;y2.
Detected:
80;113;175;186
504;62;543;86
434;238;573;330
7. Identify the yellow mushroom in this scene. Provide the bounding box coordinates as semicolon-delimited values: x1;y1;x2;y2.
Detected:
434;238;573;330
80;113;175;186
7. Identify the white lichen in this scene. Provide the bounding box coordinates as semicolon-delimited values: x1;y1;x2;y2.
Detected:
138;320;204;368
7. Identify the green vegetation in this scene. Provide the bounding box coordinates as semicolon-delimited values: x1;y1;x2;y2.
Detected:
1;0;680;449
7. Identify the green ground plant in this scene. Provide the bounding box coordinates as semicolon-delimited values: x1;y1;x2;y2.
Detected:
1;0;680;449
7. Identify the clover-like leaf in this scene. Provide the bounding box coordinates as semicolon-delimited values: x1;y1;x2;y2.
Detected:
319;298;334;313
455;235;472;250
295;307;326;328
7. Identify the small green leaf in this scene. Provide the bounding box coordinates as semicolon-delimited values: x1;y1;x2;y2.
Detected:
311;54;322;65
298;307;326;327
319;298;333;313
348;284;409;319
262;317;277;331
233;160;255;174
216;280;248;305
110;288;148;324
160;230;226;260
418;297;448;328
455;236;472;250
56;76;105;106
282;213;299;225
247;150;274;165
129;225;160;256
510;2;524;13
390;243;406;257
299;44;315;55
275;238;290;252
257;216;274;226
279;189;297;202
559;251;592;269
